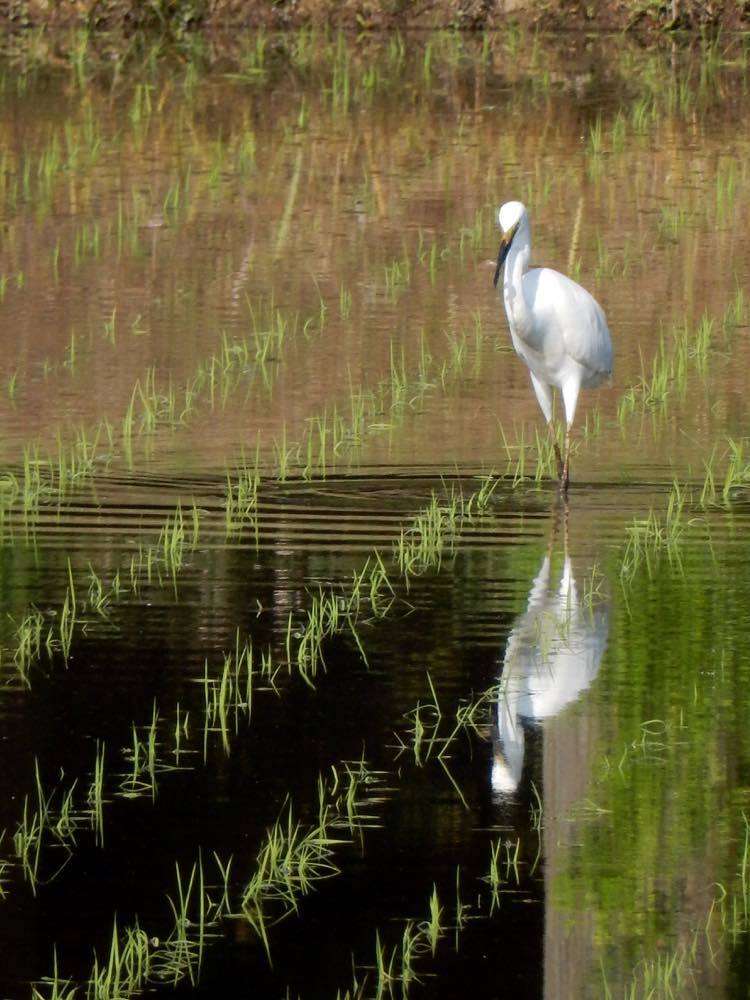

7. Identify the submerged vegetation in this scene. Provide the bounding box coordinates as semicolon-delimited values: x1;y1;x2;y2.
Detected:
1;25;750;1000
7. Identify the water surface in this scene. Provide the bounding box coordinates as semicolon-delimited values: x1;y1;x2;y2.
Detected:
0;30;750;999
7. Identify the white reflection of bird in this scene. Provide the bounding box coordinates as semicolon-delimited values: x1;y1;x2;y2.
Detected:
491;548;608;796
493;201;613;492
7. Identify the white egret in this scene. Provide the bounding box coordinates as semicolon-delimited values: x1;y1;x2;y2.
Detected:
493;201;613;491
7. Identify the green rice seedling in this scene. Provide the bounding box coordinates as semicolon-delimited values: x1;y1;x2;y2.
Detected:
610;110;627;153
631;94;656;134
13;608;46;684
0;832;9;899
339;284;353;319
740;810;750;925
396;672;443;766
22;442;50;514
532;427;560;483
455;865;468;945
464;472;500;515
103;308;116;344
211;851;234;916
327;755;389;837
587;115;603;157
87;741;106;847
691;311;714;373
373;929;398;997
722;439;750;501
716;157;738;224
725;286;745;331
302;410;330;480
58;559;77;662
87;565;112;618
498;422;529;487
700;444;719;507
619;510;663;582
485;837;503;912
159;859;205;985
158;504;186;584
274;426;299;481
400;920;420;991
445;330;467;374
32;947;77;1000
389;341;408;406
366;551;396;619
593;236;619;278
658;204;690;243
67;29;94;86
119;703;170;801
88;915;151;998
504;836;521;884
13;795;43;893
423;884;443;956
172;702;192;763
383;255;411;300
394;490;461;581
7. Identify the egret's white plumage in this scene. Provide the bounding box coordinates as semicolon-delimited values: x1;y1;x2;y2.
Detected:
494;201;613;490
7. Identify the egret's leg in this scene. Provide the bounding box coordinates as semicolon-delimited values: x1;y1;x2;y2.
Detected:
528;373;562;480
561;423;572;493
548;423;564;481
560;374;582;493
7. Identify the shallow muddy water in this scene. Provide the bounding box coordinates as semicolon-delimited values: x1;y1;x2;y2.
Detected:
1;28;750;999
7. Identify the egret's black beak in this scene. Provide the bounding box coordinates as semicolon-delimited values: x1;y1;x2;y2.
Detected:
493;224;517;288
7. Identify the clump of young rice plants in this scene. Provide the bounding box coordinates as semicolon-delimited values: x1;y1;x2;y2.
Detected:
31;948;76;1000
619;483;688;584
497;423;559;489
391;672;498;807
482;835;522;914
12;759;96;895
240;756;390;957
699;438;750;507
291;582;369;686
118;702;189;801
394;489;463;580
42;755;387;997
392;672;444;767
83;850;233;999
7;558;81;681
335;884;448;999
2;498;206;687
224;449;261;538
1;294;321;526
617;294;749;427
12;607;46;686
199;629;280;755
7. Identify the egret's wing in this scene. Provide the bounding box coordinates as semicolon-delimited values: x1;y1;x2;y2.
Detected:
529;268;613;377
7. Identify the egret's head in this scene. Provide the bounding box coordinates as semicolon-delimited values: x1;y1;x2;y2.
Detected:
493;201;528;288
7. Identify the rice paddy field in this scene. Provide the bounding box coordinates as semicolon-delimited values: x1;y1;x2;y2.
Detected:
2;26;750;998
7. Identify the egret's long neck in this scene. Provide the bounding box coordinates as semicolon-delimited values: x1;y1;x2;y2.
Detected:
502;225;532;336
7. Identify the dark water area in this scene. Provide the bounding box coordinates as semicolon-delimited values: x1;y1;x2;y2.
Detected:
1;28;750;1000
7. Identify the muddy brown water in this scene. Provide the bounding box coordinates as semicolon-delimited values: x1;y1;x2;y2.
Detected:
0;30;750;999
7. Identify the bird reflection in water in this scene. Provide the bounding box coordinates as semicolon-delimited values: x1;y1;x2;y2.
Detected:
492;508;609;797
